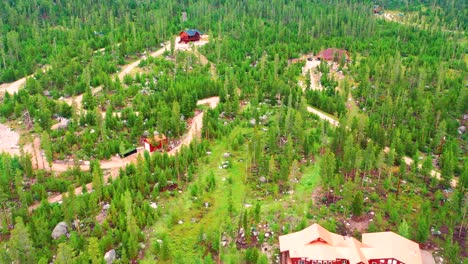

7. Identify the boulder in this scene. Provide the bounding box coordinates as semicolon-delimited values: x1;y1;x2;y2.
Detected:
51;222;68;239
104;249;116;264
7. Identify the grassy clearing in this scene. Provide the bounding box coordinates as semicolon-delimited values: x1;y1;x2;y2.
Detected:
143;137;250;262
142;126;323;263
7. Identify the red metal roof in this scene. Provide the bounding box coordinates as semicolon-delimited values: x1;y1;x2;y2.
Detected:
318;48;350;61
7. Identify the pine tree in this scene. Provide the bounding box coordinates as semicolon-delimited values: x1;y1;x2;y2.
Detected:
321;149;336;185
55;243;76;264
8;217;35;263
351;191;364;217
41;131;53;170
398;220;410;239
88;237;103;264
92;168;103;202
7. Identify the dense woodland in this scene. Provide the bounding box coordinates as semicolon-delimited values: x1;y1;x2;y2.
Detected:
0;0;466;263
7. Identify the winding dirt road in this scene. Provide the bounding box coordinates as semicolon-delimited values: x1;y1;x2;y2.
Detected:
306;104;456;188
28;96;220;212
117;44;168;81
27;38;216;211
0;77;28;95
0;66;49;95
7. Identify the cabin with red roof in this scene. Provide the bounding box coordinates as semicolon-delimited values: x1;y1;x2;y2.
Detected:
317;48;350;62
179;29;202;43
279;223;423;264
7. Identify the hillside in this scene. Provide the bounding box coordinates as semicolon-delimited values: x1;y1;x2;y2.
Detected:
0;1;466;263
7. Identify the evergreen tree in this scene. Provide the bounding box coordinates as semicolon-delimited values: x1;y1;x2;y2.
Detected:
55;243;76;264
351;191;364;217
88;237;103;264
398;220;410;239
8;217;35;263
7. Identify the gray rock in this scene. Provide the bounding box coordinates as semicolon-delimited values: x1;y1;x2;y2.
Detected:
259;176;267;183
104;249;116;264
51;222;68;239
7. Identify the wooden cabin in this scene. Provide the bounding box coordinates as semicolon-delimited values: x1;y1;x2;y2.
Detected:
143;133;168;152
179;29;202;43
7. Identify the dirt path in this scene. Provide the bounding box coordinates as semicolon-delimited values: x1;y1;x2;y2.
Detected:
381;12;461;35
306;106;339;127
61;86;102;110
307;104;456;187
168;97;219;155
383;147;458;188
301;59;322;91
0;77;28;95
192;49;217;78
28;96;219;212
0;124;21;156
0;66;50;96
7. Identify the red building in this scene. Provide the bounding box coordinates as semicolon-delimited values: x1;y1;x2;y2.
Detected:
317;48;350;62
279;224;423;264
143;133;167;152
179;29;202;43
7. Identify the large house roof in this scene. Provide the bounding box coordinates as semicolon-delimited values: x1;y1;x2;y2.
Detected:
279;223;423;264
279;224;367;264
361;232;422;264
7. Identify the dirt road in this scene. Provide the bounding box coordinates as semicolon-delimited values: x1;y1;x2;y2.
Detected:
383;147;458;188
301;59;322;91
168;97;219;155
0;124;21;156
305;105;456;187
61;86;102;109
0;66;49;96
306;106;339;127
192;49;217;78
28;96;220;212
0;77;28;95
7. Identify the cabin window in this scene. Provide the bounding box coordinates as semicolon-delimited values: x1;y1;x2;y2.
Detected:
342;261;347;264
299;261;305;264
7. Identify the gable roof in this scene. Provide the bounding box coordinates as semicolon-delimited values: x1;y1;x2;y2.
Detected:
184;29;202;37
279;224;423;264
361;232;423;264
318;48;350;61
279;224;367;264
